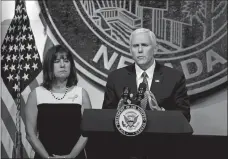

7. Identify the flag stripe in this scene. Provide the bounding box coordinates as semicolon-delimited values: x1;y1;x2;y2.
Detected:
1;142;10;158
21;142;29;159
19;101;34;159
21;86;31;105
36;71;43;85
1;100;29;158
2;82;32;158
19;98;26;125
42;35;54;59
20;97;26;130
21;87;31;128
1;79;17;124
1;120;14;158
29;78;40;92
1;100;17;145
1;101;17;126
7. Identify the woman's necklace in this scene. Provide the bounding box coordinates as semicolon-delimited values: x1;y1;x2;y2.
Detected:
50;87;69;100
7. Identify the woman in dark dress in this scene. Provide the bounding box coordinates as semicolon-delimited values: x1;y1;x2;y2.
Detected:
25;45;92;159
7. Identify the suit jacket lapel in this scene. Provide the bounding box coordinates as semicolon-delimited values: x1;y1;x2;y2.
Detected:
150;62;164;97
127;64;138;96
127;63;163;98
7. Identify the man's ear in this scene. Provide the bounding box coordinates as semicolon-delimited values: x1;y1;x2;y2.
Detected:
154;44;158;54
129;47;132;55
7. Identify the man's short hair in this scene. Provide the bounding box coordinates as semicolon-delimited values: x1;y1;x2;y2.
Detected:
129;28;157;46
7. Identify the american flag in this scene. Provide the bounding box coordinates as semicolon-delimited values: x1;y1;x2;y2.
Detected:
1;0;43;158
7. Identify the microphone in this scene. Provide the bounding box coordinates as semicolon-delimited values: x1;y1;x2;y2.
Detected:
117;87;131;109
121;86;131;104
134;83;146;105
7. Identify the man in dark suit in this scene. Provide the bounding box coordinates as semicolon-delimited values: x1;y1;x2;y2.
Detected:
102;28;190;122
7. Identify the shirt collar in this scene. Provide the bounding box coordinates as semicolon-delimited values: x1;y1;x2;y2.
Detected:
135;61;156;80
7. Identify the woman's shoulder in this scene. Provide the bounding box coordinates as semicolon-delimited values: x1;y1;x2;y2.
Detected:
35;86;48;92
65;85;82;97
73;86;89;96
29;86;45;96
68;85;88;98
71;85;83;92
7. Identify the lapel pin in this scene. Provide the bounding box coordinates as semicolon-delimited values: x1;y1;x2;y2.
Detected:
155;79;160;82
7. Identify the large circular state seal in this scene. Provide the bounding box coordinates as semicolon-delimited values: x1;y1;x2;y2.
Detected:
39;0;227;96
115;104;147;136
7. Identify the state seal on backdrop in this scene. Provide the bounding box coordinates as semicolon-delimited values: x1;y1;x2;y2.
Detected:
115;104;147;136
39;0;227;96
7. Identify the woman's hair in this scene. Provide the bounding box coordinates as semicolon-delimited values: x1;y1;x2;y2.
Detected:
41;45;78;90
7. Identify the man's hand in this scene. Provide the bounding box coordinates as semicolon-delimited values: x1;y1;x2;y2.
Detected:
146;91;165;111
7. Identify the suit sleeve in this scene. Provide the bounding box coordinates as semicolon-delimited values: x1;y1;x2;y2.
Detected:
173;73;191;122
102;74;119;109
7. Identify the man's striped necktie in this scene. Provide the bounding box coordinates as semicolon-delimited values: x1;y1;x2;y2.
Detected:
140;72;159;110
140;72;149;109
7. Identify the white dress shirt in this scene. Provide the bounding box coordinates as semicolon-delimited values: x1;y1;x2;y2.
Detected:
135;61;156;90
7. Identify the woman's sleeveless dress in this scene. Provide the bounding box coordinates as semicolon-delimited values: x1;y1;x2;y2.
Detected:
34;86;86;159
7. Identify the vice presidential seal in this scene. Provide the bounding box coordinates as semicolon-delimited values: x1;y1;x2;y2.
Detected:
115;104;147;136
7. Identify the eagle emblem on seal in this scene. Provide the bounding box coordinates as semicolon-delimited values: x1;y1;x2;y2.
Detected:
122;114;139;129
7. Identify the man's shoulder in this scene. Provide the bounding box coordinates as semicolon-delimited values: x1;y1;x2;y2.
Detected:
108;64;134;77
159;63;184;77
